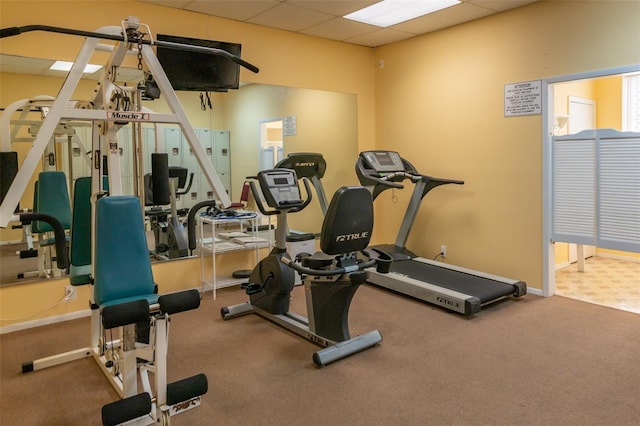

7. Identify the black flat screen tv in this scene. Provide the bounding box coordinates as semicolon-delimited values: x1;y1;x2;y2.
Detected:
156;34;241;92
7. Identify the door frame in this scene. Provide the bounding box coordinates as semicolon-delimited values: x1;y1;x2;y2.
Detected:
541;64;640;297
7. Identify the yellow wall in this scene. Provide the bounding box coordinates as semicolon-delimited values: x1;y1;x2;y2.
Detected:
595;76;623;129
373;1;639;289
1;0;639;329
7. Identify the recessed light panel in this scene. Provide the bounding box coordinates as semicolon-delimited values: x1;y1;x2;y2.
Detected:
50;60;102;74
344;0;461;27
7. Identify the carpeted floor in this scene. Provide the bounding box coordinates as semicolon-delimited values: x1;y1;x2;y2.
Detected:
1;284;639;425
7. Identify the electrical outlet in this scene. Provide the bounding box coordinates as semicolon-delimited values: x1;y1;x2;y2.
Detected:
64;285;77;301
440;245;447;257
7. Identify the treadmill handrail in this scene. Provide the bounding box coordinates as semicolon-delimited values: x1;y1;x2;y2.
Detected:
374;171;464;199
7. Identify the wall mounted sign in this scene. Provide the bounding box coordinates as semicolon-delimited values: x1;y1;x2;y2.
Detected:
283;115;297;136
504;80;542;117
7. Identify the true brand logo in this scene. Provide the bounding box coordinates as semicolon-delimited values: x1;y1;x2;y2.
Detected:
436;296;459;308
335;231;368;242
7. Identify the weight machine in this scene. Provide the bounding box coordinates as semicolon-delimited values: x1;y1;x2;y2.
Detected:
1;17;259;424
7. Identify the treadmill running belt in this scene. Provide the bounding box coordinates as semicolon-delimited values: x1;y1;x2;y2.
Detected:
389;259;515;303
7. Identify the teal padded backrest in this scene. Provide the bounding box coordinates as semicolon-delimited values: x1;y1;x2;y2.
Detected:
32;171;72;233
70;177;92;267
94;196;155;306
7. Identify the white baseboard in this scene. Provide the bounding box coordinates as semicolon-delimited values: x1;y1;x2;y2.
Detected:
597;251;640;263
0;309;91;335
555;261;571;270
554;252;638;271
526;287;543;296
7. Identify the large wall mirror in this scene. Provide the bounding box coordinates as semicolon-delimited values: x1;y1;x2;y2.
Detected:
0;53;359;286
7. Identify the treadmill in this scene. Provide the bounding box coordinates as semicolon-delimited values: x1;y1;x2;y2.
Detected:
356;151;526;316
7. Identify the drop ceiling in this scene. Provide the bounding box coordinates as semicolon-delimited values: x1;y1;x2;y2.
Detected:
0;1;540;79
137;0;539;47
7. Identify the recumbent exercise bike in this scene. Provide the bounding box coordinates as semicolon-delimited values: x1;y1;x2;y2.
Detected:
221;168;384;366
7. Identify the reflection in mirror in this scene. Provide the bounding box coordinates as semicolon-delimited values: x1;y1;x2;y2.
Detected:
0;54;358;286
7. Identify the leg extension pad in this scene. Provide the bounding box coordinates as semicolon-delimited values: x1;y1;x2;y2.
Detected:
167;373;208;406
101;299;150;330
101;392;151;426
158;289;201;315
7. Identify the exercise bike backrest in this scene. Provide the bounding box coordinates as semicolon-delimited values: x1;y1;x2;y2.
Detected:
281;185;378;277
320;186;373;255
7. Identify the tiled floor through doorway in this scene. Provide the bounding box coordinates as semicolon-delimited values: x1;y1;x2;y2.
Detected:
555;256;640;314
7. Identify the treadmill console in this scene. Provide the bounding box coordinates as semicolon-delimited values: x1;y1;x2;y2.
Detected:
275;152;326;179
257;169;302;208
361;151;406;173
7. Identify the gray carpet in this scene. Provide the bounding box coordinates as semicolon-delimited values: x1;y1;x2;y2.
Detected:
1;284;639;425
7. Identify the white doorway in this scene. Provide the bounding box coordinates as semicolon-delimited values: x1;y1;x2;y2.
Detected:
542;64;640;299
259;119;284;171
567;96;595;134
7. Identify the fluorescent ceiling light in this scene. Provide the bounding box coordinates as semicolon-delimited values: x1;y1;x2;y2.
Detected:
344;0;461;27
49;60;102;74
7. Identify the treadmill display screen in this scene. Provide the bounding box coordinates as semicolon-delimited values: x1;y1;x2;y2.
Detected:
363;151;405;172
273;177;289;185
378;155;394;166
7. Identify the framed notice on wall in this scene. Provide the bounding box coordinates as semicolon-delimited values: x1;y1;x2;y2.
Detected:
504;80;542;117
283;115;297;136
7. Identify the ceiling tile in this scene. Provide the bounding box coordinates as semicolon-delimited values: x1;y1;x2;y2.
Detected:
300;17;379;42
247;2;335;32
468;0;539;13
184;1;281;21
345;28;416;48
138;0;192;8
0;55;53;75
393;2;495;34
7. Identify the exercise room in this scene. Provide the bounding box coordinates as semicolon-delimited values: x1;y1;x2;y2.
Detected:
1;1;638;425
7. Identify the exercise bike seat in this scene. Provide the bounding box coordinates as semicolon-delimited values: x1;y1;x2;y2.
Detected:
301;252;334;269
